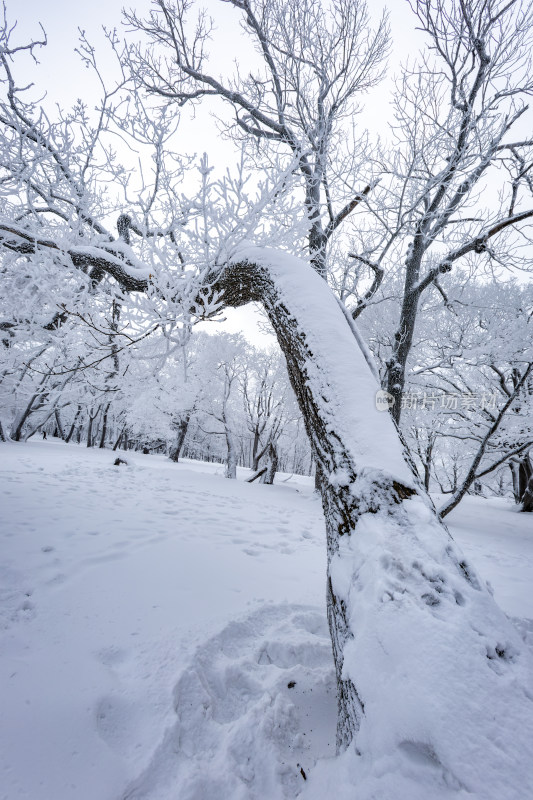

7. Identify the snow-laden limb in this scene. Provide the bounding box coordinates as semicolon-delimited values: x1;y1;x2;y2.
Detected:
69;244;152;285
0;222;151;292
223;244;412;485
216;246;533;796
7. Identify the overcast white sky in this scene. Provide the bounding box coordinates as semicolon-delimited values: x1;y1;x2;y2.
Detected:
12;0;421;142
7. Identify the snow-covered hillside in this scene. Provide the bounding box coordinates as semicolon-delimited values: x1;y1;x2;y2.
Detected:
1;440;532;800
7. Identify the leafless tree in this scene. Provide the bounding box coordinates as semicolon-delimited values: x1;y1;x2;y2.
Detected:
1;12;533;783
343;0;533;423
125;0;389;278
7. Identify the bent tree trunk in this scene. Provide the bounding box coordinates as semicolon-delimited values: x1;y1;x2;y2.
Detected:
215;247;533;795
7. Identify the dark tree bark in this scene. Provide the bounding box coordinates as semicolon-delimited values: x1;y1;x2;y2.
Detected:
423;435;435;491
99;402;111;449
65;405;82;443
515;454;533;512
11;392;41;441
86;407;100;448
521;475;533;512
251;428;266;471
112;428;125;451
246;466;267;483
10;372;49;441
169;414;191;463
54;409;65;441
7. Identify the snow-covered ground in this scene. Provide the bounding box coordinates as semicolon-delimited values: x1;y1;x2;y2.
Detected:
1;439;532;800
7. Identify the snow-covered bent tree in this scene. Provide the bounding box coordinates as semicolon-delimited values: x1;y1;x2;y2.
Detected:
1;26;532;796
3;215;533;790
209;247;533;795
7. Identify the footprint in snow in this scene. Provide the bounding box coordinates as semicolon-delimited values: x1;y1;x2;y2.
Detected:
95;694;142;759
46;572;67;586
0;566;36;629
98;645;129;668
121;603;336;800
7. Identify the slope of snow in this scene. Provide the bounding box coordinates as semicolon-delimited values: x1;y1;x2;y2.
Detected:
1;440;532;799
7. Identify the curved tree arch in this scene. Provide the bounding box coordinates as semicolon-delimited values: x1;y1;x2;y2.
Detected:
1;7;532;789
3;213;533;787
213;248;533;786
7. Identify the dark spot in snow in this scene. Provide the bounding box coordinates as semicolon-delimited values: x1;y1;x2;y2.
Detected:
287;681;296;689
455;558;481;590
486;642;517;664
298;764;307;780
422;593;440;607
399;740;442;769
488;645;506;660
113;457;128;466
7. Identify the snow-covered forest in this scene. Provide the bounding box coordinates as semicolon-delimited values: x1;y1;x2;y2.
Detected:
1;0;532;797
